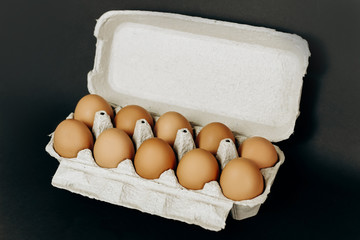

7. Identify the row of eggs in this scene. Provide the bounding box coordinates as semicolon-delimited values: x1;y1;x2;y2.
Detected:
53;94;278;201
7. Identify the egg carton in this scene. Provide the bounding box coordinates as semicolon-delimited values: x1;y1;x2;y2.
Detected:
46;108;285;231
46;11;310;231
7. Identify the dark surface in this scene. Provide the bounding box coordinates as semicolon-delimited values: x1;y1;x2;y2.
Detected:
1;0;359;239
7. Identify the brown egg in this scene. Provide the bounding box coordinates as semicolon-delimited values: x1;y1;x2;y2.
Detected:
176;148;219;190
93;128;135;168
196;122;235;155
74;94;114;128
220;157;264;201
239;136;278;169
115;105;154;137
134;138;176;179
53;119;94;158
154;111;193;146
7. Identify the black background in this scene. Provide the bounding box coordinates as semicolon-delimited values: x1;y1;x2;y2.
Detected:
1;0;359;239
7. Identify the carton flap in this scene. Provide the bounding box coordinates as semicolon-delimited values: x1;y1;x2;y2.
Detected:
88;11;310;142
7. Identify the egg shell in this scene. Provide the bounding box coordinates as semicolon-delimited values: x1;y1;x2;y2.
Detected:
239;136;278;168
93;128;135;168
47;111;286;231
196;122;235;155
177;148;219;190
154;111;193;146
115;105;154;137
53;119;94;158
220;157;264;201
74;94;114;128
134;138;176;179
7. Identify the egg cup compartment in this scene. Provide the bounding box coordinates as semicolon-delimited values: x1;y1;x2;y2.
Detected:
47;112;232;231
47;109;284;231
47;10;309;231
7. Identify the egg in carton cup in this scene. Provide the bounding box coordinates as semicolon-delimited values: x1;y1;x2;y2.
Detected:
46;10;310;231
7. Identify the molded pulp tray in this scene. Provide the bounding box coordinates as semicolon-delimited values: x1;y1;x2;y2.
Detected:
46;10;310;231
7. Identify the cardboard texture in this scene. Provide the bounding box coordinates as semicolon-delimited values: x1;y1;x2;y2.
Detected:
46;10;310;231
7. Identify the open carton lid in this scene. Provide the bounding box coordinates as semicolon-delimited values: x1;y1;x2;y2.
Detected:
88;10;310;142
